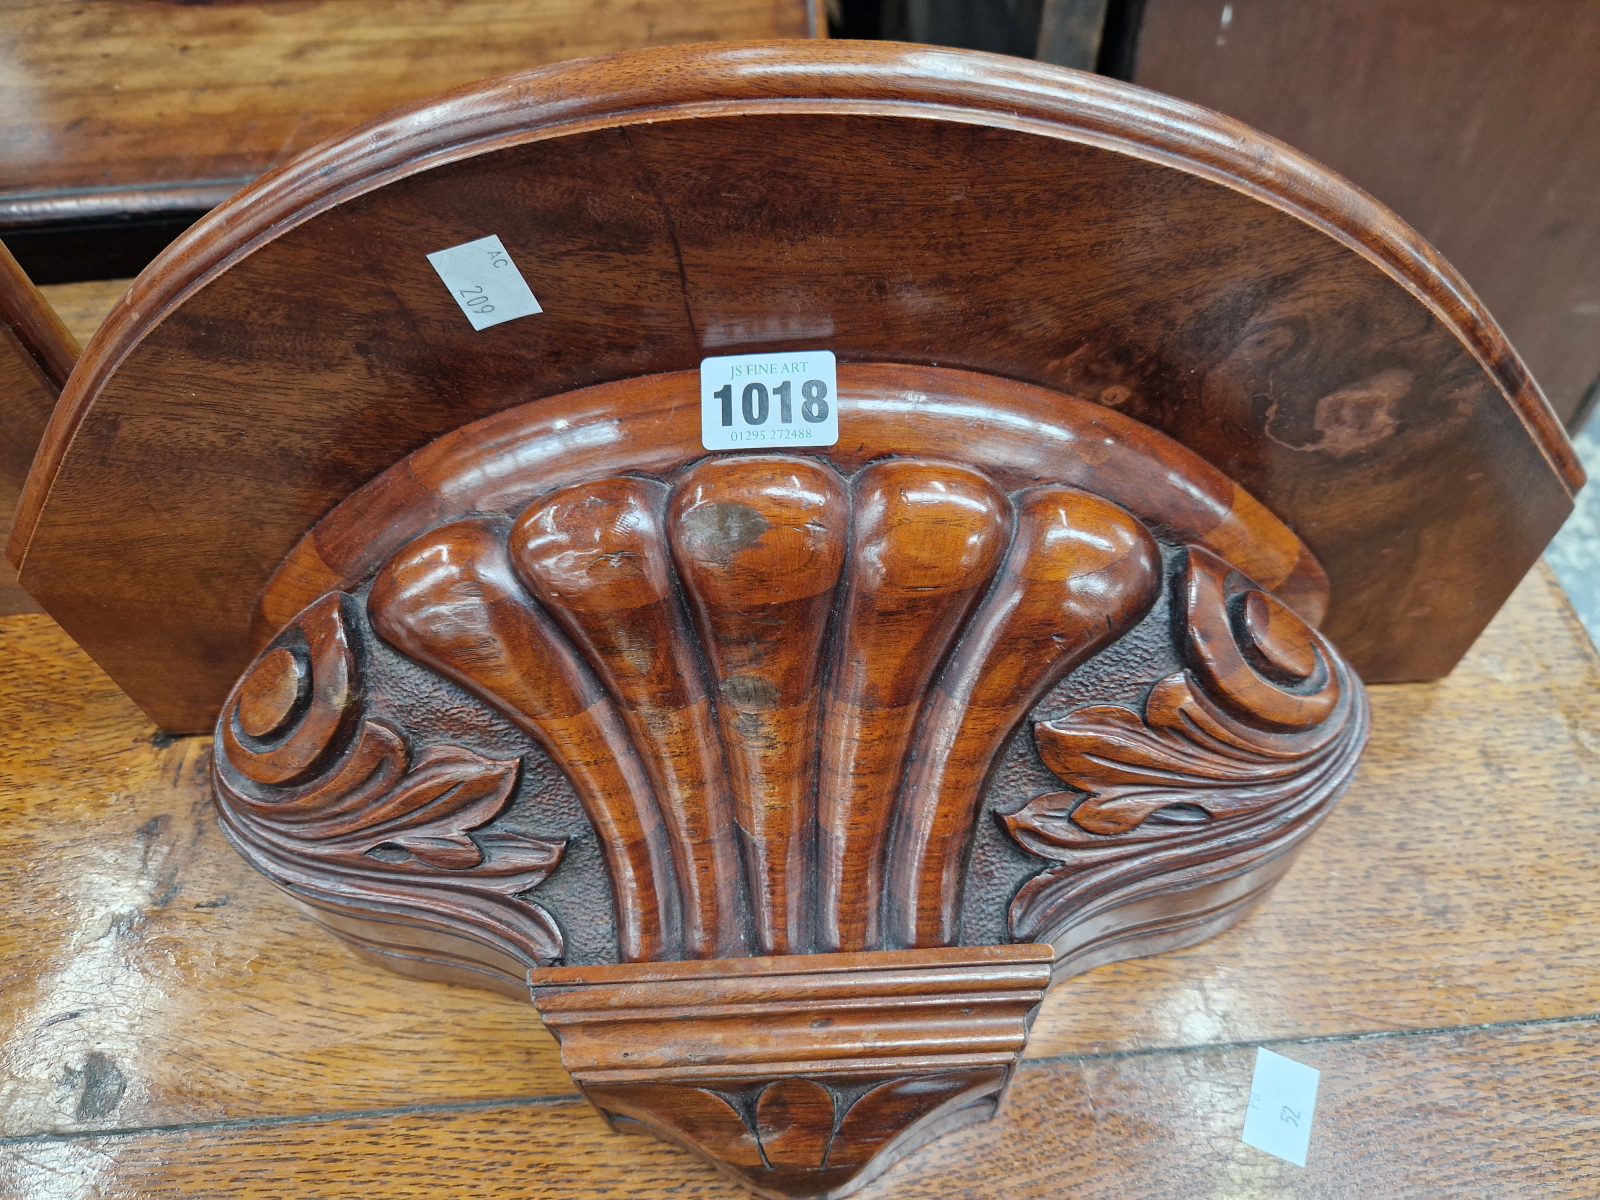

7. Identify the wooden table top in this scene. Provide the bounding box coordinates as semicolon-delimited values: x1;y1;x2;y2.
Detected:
1;557;1597;1197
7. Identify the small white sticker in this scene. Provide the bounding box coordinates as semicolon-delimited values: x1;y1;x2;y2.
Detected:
426;235;542;331
700;351;839;451
1241;1047;1320;1166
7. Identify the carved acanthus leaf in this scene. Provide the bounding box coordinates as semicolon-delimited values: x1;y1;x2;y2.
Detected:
214;593;569;964
230;723;563;887
1007;668;1353;852
1004;546;1369;945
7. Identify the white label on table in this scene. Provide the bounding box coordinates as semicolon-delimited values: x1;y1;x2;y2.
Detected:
1241;1047;1320;1166
699;351;839;451
426;235;542;331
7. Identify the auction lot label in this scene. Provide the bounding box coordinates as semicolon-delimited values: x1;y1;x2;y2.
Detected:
699;351;838;451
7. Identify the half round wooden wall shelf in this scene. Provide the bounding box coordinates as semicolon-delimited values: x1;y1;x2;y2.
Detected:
7;39;1578;1200
9;40;1577;734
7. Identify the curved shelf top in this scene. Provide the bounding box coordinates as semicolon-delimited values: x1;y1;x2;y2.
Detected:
10;40;1578;730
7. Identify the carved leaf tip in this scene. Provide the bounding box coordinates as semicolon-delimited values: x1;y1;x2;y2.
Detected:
1009;549;1365;880
216;594;572;964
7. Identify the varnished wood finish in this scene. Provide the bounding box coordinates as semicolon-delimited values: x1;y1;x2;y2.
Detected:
1182;547;1340;731
512;478;747;961
0;242;77;616
884;487;1161;949
0;0;818;226
818;461;1008;953
11;43;1576;733
668;457;849;957
0;240;76;491
257;366;1326;663
205;388;1368;1191
35;277;132;347
6;1020;1596;1198
2;565;1598;1199
222;386;1353;981
0;241;78;388
1008;546;1367;976
364;518;678;965
1135;0;1600;425
2;277;121;616
528;946;1053;1199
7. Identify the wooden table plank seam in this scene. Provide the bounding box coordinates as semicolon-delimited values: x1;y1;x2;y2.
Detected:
4;532;1599;1194
0;1091;584;1149
3;1020;1598;1197
1020;1008;1600;1068
5;1011;1598;1150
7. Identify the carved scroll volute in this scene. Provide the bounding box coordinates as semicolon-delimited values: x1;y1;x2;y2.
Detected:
367;517;679;963
511;477;748;959
885;487;1162;950
668;456;850;957
220;592;357;786
217;438;1362;1199
213;592;571;974
1005;545;1368;951
1184;547;1339;731
816;460;1010;954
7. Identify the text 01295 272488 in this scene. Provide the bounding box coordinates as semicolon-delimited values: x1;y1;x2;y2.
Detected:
700;351;839;450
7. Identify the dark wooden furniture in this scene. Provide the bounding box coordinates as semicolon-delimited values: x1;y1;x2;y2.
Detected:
9;43;1579;735
1132;0;1600;427
3;41;1581;1198
2;564;1596;1196
206;364;1366;1192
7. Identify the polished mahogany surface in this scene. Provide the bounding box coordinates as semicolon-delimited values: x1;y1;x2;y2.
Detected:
206;362;1370;1195
527;946;1054;1198
3;564;1596;1195
1135;0;1600;426
215;381;1352;994
10;41;1577;735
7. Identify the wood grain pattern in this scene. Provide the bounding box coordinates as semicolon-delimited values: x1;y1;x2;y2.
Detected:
1008;546;1368;978
0;242;78;616
818;461;1008;953
0;249;73;478
0;0;818;224
669;456;849;957
1024;560;1600;1058
1181;546;1339;731
529;945;1052;1076
214;590;578;993
204;408;1365;1190
1;276;123;615
0;241;78;387
12;43;1574;732
0;612;574;1138
885;487;1161;949
225;421;1348;998
36;278;132;347
1134;0;1600;425
1;565;1597;1159
2;1019;1596;1197
366;518;677;964
512;477;747;961
262;366;1326;660
528;946;1052;1199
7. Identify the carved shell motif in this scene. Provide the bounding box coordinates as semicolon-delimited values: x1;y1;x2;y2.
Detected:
214;453;1365;971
